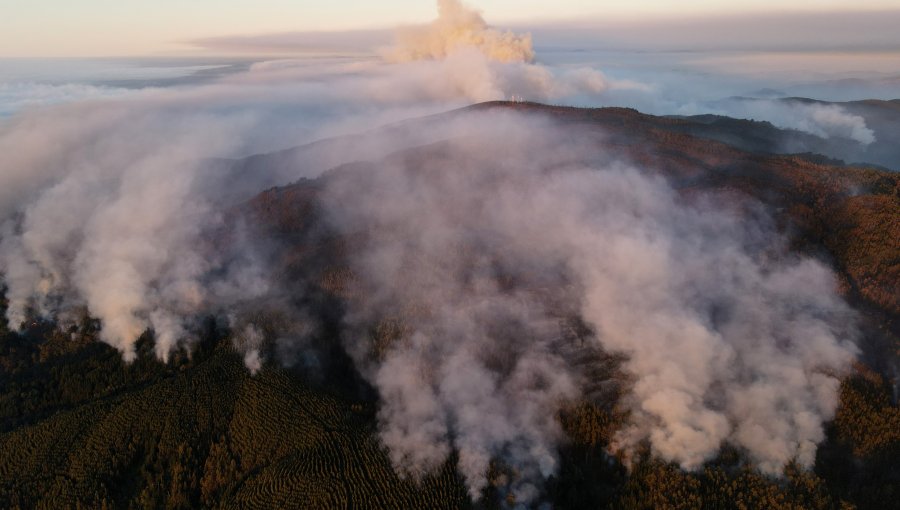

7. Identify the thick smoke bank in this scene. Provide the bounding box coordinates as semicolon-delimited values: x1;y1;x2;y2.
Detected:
390;0;534;64
0;91;860;502
0;104;274;361
0;13;866;504
0;82;132;117
320;114;858;499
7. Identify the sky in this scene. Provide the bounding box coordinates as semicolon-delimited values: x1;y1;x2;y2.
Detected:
3;0;900;57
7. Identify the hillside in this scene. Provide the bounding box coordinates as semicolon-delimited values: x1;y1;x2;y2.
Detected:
1;102;898;509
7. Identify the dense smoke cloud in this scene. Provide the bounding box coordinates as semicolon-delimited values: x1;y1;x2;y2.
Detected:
320;114;858;500
389;0;534;63
0;16;615;361
0;82;133;117
0;31;628;362
373;0;618;104
712;98;876;145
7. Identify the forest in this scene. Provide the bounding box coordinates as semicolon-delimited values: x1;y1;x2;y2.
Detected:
1;103;898;509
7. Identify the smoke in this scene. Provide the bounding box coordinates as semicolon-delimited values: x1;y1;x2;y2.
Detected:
368;0;617;104
319;113;858;500
795;102;876;144
389;0;534;64
0;82;133;117
0;46;608;365
235;324;265;375
376;48;611;103
712;98;877;145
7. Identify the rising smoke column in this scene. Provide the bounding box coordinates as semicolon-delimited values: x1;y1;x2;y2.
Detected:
320;112;858;501
0;29;614;364
0;0;619;366
0;101;275;361
379;0;614;104
390;0;535;63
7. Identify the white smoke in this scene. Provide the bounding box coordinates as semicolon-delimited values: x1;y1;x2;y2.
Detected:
0;50;621;363
372;48;611;103
389;0;534;64
800;102;876;144
320;113;858;500
0;104;260;360
235;323;265;375
714;98;876;145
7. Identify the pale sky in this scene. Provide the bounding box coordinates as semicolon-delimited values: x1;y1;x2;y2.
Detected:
2;0;900;57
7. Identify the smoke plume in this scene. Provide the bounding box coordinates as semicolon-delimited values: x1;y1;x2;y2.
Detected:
389;0;534;64
319;113;858;500
715;98;876;145
0;5;866;505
